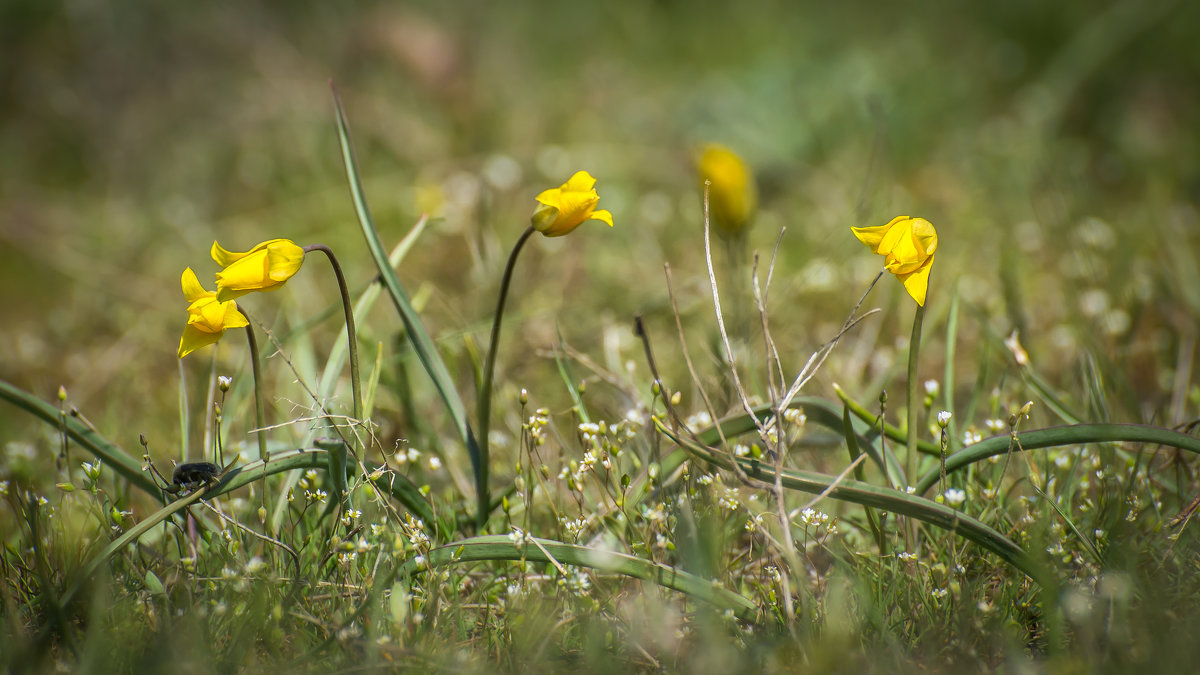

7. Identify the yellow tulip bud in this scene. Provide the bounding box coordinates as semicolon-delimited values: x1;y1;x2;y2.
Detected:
178;267;249;358
211;238;306;302
851;216;938;306
530;171;614;237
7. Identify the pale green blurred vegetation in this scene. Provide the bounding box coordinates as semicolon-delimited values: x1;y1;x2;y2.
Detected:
3;0;1199;478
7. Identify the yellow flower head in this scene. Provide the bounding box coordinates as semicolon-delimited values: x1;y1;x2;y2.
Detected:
697;144;756;237
179;267;249;358
530;170;614;237
211;238;306;302
851;216;938;306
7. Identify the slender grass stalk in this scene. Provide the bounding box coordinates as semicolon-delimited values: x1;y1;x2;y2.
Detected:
906;303;927;486
239;310;269;463
477;224;536;532
304;244;362;432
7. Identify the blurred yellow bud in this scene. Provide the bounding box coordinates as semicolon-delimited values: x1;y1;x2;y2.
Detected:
697;144;756;238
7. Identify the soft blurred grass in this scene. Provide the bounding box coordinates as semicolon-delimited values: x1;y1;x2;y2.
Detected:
3;0;1200;669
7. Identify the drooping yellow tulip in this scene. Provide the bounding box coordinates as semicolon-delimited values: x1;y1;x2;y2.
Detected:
178;267;249;358
697;144;756;238
211;238;306;302
851;216;938;306
530;170;614;237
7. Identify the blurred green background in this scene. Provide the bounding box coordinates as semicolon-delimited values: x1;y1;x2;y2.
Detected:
3;0;1199;471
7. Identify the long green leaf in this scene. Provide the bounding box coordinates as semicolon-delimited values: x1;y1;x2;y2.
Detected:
398;534;758;621
329;85;482;501
1;380;159;496
656;417;1042;582
914;423;1200;494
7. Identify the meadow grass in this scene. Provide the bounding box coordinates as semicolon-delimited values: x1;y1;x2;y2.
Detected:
3;2;1200;672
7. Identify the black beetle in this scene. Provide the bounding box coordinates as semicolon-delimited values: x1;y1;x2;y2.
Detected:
169;462;222;493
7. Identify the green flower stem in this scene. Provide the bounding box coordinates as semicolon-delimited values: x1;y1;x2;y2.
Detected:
477;224;536;531
239;308;269;463
833;383;941;456
304;244;363;434
906;303;927;486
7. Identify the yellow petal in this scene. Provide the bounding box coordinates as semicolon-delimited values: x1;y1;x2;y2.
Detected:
180;268;210;303
897;255;934;306
179;324;222;359
851;216;908;254
215;249;272;302
590;209;614;227
266;241;306;281
562;170;597;193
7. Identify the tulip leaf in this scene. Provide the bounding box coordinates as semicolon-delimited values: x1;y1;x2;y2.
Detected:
914;423;1200;495
329;85;483;512
655;416;1043;582
396;535;759;621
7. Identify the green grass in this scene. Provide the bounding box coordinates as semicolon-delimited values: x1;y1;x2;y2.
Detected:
4;1;1200;672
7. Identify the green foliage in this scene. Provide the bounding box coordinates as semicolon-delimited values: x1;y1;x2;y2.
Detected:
4;1;1200;672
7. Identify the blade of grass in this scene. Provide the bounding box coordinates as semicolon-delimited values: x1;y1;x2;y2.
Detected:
329;85;482;506
915;423;1200;494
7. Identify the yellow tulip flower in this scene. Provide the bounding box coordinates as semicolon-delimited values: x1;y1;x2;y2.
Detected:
178;267;249;358
211;238;306;302
697;144;756;238
851;215;938;306
530;170;614;237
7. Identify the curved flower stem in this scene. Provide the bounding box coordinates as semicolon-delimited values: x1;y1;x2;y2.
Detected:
239;307;270;463
906;303;927;486
304;245;363;434
478;224;536;531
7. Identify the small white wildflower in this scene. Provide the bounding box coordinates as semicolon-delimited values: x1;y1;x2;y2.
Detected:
81;460;102;482
962;430;982;446
943;488;965;507
905;486;917;495
897;552;917;561
697;474;714;486
245;557;266;574
782;408;807;426
936;411;952;427
718;487;740;511
427;456;442;471
985;418;1005;433
733;444;751;457
217;375;233;391
924;380;939;397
